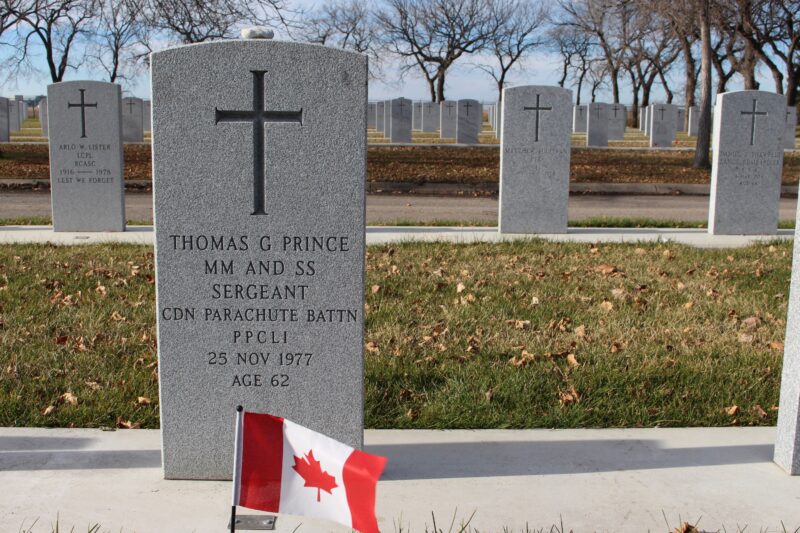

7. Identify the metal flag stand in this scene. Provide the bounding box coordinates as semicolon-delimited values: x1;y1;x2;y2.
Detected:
229;405;277;531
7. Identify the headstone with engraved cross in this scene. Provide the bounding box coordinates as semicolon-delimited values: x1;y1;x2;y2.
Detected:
649;103;677;147
412;101;422;130
572;104;586;133
785;107;797;149
121;96;144;142
0;97;9;142
499;86;572;234
389;97;412;143
367;102;376;130
422;101;440;133
586;102;609;147
151;38;367;480
708;90;786;235
677;107;686;133
439;101;457;139
143;100;152;133
39;97;49;137
688;105;699;136
46;81;125;232
8;99;19;132
608;103;626;140
376;101;385;134
456;99;481;144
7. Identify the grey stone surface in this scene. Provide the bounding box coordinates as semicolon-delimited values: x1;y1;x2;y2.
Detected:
456;99;481;144
786;107;797;149
8;99;19;132
376;101;385;134
16;95;27;120
499;85;572;234
649;103;677;147
639;106;646;131
677;107;686;132
122;97;144;142
412;101;422;130
151;39;367;480
440;100;457;139
39;97;48;137
422;101;439;132
240;26;274;39
389;97;412;143
586;102;609;147
384;100;390;137
572;105;586;133
688;106;699;136
46;80;126;232
608;103;626;140
708;90;785;236
0;97;8;141
644;105;651;136
367;102;376;129
143;100;151;132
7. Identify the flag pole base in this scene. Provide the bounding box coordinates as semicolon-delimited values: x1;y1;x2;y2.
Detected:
228;515;277;530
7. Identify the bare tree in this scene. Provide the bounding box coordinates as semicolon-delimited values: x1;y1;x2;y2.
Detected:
4;0;97;82
91;0;148;83
475;0;548;102
656;0;700;128
549;25;594;104
376;0;500;102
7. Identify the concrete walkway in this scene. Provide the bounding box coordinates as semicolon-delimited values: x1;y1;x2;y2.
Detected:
0;225;793;249
1;427;798;532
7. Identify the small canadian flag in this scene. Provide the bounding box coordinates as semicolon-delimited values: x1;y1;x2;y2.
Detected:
231;407;387;533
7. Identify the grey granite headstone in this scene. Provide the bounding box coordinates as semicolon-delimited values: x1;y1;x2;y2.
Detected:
9;100;19;132
608;103;626;140
367;102;376;129
412;101;422;130
151;39;367;480
16;95;27;120
376;101;385;134
0;97;8;141
422;101;439;133
688;106;699;136
786;107;797;149
586;102;608;147
440;100;457;139
639;106;646;130
383;100;390;137
572;105;586;133
143;100;152;133
677;107;686;132
499;85;572;234
649;103;677;147
389;97;411;143
456;99;481;144
122;97;144;142
39;97;48;137
708;90;785;235
47;81;126;232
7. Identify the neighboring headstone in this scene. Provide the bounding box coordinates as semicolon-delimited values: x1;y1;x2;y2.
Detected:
608;103;626;140
440;100;457;139
121;96;144;142
9;99;20;132
412;101;422;130
677;107;686;132
47;80;126;232
422;101;439;133
389;97;412;143
586;102;609;147
16;95;26;120
151;38;367;480
39;97;48;137
639;106;646;131
785;107;797;149
688;106;699;136
496;100;503;141
572;105;586;133
645;104;652;136
383;100;390;137
0;97;8;142
376;101;385;134
367;102;376;129
708;90;785;235
143;100;152;133
499;85;572;234
649;103;678;148
456;99;481;144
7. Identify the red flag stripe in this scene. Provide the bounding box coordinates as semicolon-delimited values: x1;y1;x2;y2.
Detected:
343;449;387;533
239;412;284;511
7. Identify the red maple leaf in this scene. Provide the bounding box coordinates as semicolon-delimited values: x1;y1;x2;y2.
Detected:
292;450;338;502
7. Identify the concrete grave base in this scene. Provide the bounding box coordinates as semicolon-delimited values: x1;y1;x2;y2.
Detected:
1;427;798;532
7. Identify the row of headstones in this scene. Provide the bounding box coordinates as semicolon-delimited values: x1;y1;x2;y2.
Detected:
368;99;485;144
0;93;152;143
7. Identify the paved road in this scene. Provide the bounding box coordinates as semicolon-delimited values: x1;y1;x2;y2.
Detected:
1;190;797;223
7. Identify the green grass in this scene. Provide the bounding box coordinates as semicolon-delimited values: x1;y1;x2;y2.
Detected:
0;241;791;430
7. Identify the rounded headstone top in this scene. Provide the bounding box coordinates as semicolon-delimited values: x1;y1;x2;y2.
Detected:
241;27;274;40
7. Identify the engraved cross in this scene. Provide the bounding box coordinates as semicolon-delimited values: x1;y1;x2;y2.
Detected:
522;94;552;142
741;98;767;146
67;89;97;139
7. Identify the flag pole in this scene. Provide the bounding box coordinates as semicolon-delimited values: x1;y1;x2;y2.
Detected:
230;405;244;532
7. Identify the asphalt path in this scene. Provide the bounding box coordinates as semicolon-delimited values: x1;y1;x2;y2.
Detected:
1;190;797;224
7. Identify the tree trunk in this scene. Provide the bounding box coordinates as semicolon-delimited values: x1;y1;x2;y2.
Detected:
610;68;620;103
694;0;712;169
681;36;697;131
436;69;446;102
658;69;674;103
741;42;759;90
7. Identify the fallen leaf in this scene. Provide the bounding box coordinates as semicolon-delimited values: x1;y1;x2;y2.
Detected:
683;301;694;309
559;386;580;406
751;404;768;419
42;405;55;416
116;417;141;429
741;316;761;330
594;264;618;275
724;405;740;416
456;282;466;293
574;325;586;338
769;341;784;351
531;296;540;306
370;285;381;294
365;341;379;354
610;342;622;353
566;354;580;368
59;392;78;405
137;396;151;405
599;300;614;312
737;333;754;344
484;389;494;402
110;311;126;322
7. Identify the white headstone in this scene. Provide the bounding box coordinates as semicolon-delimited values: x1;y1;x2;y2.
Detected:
499;86;572;234
8;100;19;132
389;97;412;143
608;103;626;140
376;101;385;134
572;105;586;133
367;102;376;129
412;101;422;130
143;100;152;133
121;96;144;142
456;99;481;144
0;97;9;141
39;97;48;137
440;101;457;139
708;90;785;235
421;101;439;133
586;102;609;147
688;106;699;136
677;107;686;132
785;107;797;149
649;103;678;147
